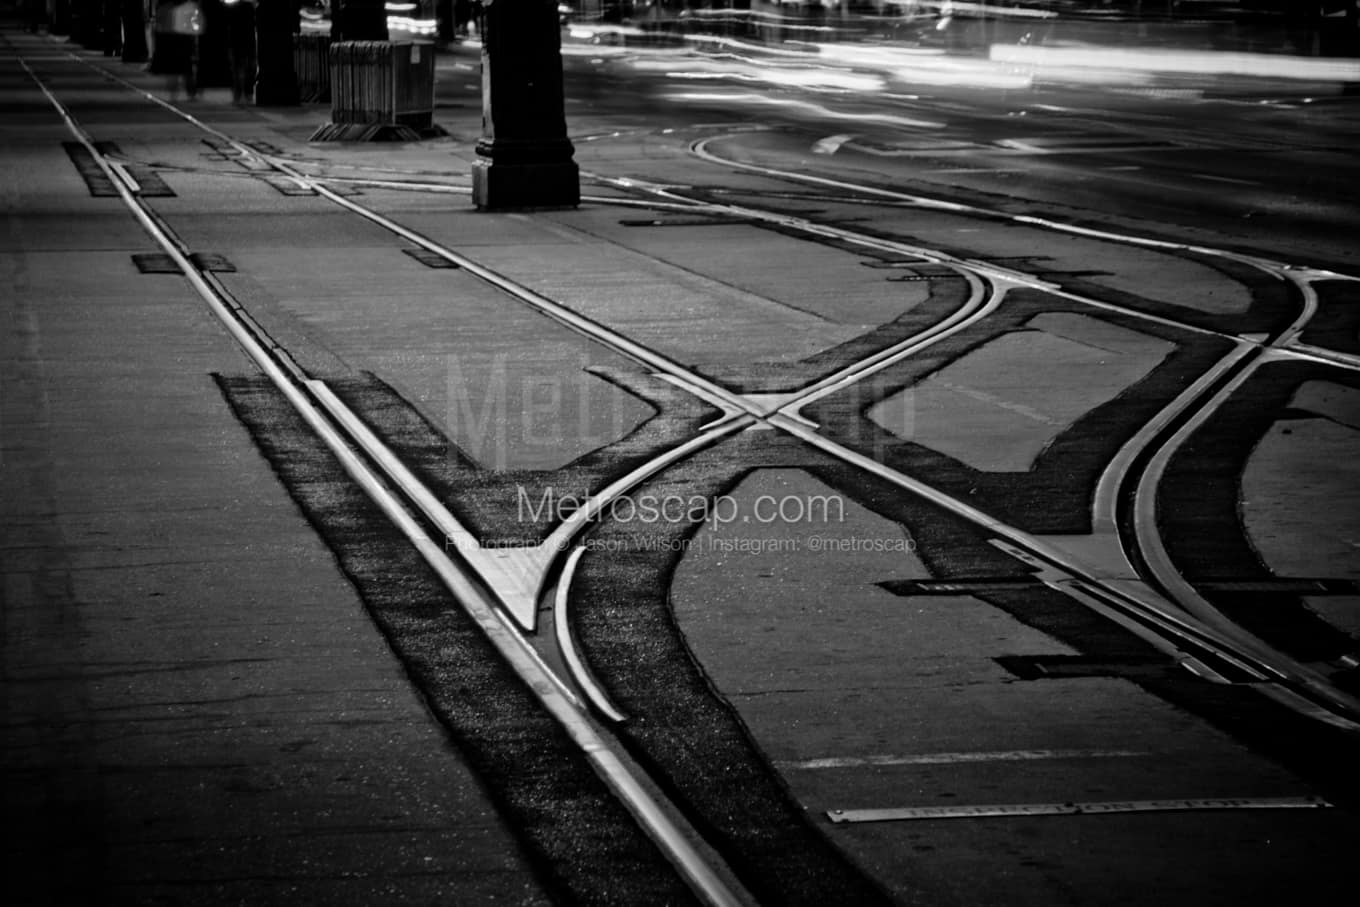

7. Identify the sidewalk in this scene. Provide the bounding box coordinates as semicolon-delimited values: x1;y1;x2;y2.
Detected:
0;28;551;906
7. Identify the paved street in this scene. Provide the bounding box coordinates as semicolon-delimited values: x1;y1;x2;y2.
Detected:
3;10;1360;906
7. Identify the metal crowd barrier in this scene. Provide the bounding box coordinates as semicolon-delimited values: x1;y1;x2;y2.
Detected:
325;41;435;137
294;33;331;103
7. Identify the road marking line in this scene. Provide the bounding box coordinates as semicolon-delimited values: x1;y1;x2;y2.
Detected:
828;797;1332;823
780;749;1152;770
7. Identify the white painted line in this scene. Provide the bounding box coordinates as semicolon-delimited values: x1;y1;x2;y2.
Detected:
780;749;1152;770
828;796;1332;824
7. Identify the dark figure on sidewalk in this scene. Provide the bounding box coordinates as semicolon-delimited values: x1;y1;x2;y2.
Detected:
151;0;204;100
225;0;258;104
26;0;48;32
119;0;150;64
102;0;124;56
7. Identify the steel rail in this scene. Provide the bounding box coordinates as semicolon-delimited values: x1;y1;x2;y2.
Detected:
536;418;754;719
676;128;1344;687
689;136;1360;353
1278;343;1360;371
674;134;1360;724
590;165;1237;344
63;51;1360;728
62;51;1020;732
1092;343;1258;536
251;144;1360;723
21;53;750;907
71;54;768;423
766;410;1360;728
554;546;629;724
690;135;1358;279
778;269;996;416
1128;347;1360;728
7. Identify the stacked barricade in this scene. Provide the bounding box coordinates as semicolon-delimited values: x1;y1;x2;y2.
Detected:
295;33;332;103
312;41;438;141
389;43;436;130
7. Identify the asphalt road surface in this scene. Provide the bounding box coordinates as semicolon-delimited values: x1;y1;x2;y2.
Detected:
4;21;1360;907
553;34;1360;267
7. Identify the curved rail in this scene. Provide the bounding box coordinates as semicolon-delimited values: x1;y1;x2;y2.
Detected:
17;53;751;907
52;48;1360;732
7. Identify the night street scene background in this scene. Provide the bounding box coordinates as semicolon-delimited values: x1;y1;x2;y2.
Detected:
3;1;1359;904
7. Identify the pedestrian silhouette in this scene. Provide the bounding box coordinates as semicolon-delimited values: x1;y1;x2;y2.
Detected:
151;0;205;100
224;0;259;105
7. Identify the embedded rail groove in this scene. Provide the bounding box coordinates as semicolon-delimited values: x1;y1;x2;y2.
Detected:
44;46;1360;735
19;53;750;907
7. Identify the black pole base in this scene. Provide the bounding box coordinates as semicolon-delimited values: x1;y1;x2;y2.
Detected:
471;158;579;211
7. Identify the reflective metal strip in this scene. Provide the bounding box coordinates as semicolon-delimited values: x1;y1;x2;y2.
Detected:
782;749;1151;770
828;797;1332;824
108;159;141;194
554;546;628;724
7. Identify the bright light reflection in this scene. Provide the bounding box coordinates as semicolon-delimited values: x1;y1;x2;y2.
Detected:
387;16;438;37
661;91;946;130
630;58;884;92
993;46;1360;82
934;1;1057;19
573;10;1360;96
626;43;1030;92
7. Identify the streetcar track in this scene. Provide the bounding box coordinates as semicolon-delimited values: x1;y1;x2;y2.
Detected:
1126;345;1360;719
17;40;1360;906
555;546;629;723
29;47;917;903
51;46;1360;727
658;137;1360;724
689;134;1360;343
584;166;1258;345
16;52;752;907
18;31;1360;907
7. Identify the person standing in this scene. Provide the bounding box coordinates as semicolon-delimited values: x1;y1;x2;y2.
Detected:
151;0;204;100
102;0;123;56
224;0;258;104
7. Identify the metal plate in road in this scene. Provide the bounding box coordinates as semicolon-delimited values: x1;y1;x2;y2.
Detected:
828;797;1333;823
